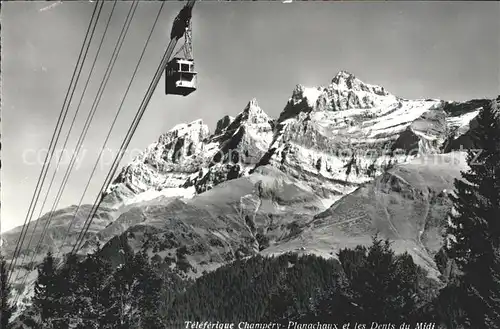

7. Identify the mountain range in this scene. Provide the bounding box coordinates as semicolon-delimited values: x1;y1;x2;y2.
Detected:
2;70;497;311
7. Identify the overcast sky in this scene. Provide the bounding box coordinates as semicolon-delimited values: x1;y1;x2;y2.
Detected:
2;1;499;232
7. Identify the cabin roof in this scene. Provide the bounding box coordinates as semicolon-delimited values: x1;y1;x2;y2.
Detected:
170;57;194;64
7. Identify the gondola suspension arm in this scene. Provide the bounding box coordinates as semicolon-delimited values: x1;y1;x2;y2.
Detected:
72;0;198;254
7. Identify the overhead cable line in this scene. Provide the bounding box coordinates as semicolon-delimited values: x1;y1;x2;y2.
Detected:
52;0;143;261
44;0;137;262
12;0;120;285
72;38;177;254
13;0;139;303
15;0;137;295
7;0;104;282
69;0;168;269
72;0;197;254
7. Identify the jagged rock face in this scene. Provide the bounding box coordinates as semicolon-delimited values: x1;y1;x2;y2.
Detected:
107;119;211;202
441;98;498;152
257;71;454;206
107;72;487;209
106;99;274;205
214;115;234;135
320;70;391;112
5;71;493;313
188;99;274;193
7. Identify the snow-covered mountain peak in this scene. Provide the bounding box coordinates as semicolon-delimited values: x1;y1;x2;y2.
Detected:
282;72;398;119
157;119;210;149
183;99;274;193
248;97;259;108
331;70;356;84
103;76;489;213
167;118;206;135
291;84;306;100
330;70;390;97
105;118;213;204
6;66;495;314
218;98;272;134
313;72;395;112
288;84;323;108
239;98;271;124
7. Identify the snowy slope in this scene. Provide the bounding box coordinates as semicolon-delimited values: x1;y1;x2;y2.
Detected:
185;98;274;193
105;99;273;207
105;71;486;209
255;72;451;208
261;152;469;279
4;71;493;314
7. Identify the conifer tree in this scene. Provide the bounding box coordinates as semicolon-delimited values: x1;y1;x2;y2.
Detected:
55;253;80;328
131;252;163;329
1;254;16;329
104;247;163;329
444;100;500;328
73;249;112;329
295;236;422;325
33;251;59;329
103;240;135;329
338;237;420;324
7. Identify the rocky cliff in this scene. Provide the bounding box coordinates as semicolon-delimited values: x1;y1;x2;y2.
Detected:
3;71;495;312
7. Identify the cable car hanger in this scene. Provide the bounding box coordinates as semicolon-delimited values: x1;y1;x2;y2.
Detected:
166;1;197;96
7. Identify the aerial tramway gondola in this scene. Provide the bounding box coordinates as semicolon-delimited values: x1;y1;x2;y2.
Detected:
166;4;197;96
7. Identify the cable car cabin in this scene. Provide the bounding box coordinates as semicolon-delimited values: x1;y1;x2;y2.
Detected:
165;57;197;96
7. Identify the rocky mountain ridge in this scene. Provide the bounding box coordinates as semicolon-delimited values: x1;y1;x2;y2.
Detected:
105;71;484;209
104;97;275;208
2;71;496;312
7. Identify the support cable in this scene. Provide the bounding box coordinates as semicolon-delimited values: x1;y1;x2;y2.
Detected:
7;0;104;282
12;0;120;285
